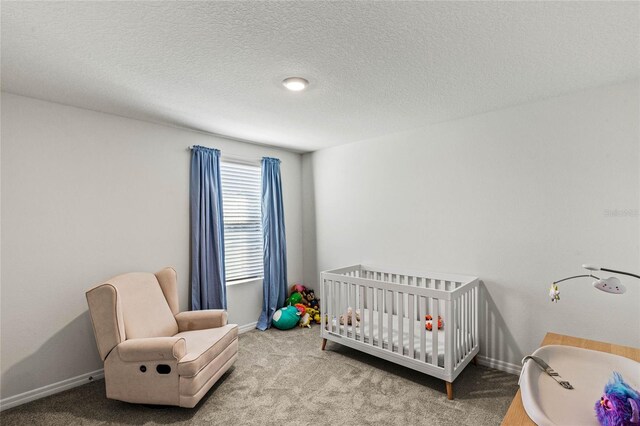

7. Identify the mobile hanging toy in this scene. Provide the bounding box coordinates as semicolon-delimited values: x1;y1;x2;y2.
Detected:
550;264;638;302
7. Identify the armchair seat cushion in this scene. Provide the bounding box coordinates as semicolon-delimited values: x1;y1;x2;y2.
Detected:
176;324;238;377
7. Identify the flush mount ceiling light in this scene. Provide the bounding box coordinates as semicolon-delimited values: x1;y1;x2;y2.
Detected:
282;77;309;92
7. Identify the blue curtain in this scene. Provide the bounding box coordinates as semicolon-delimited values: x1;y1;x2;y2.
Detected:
190;145;227;310
257;157;288;330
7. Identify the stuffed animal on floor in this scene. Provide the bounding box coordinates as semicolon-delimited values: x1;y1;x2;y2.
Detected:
294;303;307;315
595;372;640;426
303;307;321;324
339;307;361;325
425;315;443;331
300;289;310;306
285;291;303;306
299;312;312;328
305;306;318;322
272;306;300;330
304;289;319;310
291;284;306;294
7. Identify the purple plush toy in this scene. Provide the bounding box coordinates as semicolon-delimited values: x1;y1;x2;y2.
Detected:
595;372;640;426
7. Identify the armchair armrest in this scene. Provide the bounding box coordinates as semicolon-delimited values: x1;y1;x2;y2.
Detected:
175;310;228;331
117;337;186;362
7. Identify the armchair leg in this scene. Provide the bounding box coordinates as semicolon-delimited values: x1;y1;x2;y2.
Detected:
321;338;327;351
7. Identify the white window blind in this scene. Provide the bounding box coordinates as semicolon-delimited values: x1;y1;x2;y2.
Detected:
220;161;263;283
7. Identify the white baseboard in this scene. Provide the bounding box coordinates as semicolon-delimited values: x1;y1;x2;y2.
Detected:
238;321;258;334
476;354;522;375
0;368;105;412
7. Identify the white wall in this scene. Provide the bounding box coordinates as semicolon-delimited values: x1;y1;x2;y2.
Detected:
0;93;303;400
302;80;640;368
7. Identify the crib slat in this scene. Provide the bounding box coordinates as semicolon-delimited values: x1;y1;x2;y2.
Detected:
408;294;415;359
472;287;478;348
347;282;352;337
397;292;404;355
458;296;463;363
456;297;460;364
335;280;340;335
350;282;357;338
470;288;474;348
323;279;328;333
341;281;347;337
471;289;475;349
462;292;467;357
465;291;470;356
469;291;472;354
345;281;351;337
452;298;457;366
333;280;338;334
387;290;394;352
419;296;426;362
335;280;340;334
378;289;384;348
330;279;334;333
341;281;346;335
368;287;374;344
460;294;465;361
462;293;469;358
444;299;453;372
329;280;334;333
359;285;366;343
431;298;439;366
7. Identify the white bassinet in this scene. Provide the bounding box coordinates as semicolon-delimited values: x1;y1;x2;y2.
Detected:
320;265;479;400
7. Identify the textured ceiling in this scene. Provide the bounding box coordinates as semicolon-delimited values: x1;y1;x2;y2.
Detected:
2;1;639;152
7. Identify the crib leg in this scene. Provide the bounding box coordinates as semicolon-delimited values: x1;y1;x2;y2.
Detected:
321;338;327;351
472;355;478;366
445;381;454;400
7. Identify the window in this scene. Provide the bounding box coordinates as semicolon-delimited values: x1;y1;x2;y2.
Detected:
220;161;263;283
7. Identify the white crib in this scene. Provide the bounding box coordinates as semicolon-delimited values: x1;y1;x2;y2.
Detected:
320;265;479;400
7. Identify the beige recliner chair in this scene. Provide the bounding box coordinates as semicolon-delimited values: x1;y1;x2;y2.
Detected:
86;267;238;408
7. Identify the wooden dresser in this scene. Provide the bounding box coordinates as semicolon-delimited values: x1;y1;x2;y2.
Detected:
501;332;640;425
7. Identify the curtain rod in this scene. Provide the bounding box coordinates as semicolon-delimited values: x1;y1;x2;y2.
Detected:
187;146;263;165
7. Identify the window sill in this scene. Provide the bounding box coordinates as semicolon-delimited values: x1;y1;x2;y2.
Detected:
226;277;263;287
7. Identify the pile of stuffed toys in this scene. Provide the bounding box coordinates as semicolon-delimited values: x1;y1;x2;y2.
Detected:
272;284;321;330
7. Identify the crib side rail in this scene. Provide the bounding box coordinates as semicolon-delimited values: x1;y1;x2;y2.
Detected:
360;265;477;288
322;265;363;276
320;271;450;376
322;272;456;300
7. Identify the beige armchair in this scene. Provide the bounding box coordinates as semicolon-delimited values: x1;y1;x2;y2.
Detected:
86;267;238;408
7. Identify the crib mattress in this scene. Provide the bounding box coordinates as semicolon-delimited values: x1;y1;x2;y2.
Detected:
331;309;472;367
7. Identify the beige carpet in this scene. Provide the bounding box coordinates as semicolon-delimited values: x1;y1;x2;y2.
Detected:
1;326;519;425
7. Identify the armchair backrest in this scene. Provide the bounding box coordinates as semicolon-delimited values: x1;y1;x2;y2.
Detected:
86;267;180;360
